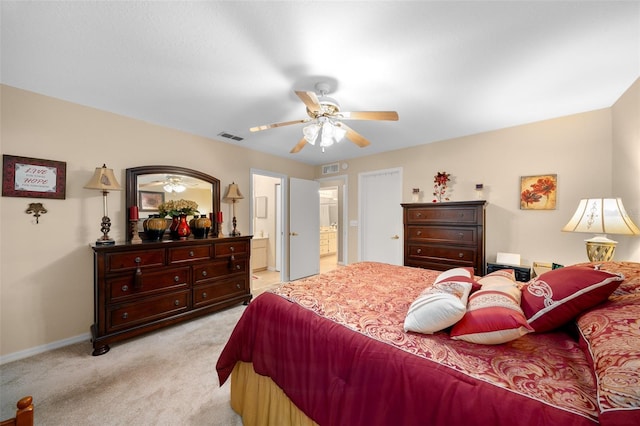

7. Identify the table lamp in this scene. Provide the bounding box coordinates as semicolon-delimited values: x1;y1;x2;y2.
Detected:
562;198;640;262
224;182;244;236
84;164;122;245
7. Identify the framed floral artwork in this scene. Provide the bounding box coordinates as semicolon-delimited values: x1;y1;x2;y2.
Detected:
520;174;557;210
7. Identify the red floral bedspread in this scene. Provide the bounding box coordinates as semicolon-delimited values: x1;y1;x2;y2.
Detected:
574;262;640;425
216;262;640;425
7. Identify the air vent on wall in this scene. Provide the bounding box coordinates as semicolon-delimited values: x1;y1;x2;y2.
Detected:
217;131;244;141
322;163;340;175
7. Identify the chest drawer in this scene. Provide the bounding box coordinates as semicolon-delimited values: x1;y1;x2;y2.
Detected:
407;243;477;263
406;206;479;225
193;259;245;283
406;226;477;244
168;245;211;264
108;290;189;331
193;277;248;308
108;267;189;301
215;241;249;258
106;249;165;273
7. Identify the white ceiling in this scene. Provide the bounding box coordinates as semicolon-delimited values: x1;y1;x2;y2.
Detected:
2;1;638;166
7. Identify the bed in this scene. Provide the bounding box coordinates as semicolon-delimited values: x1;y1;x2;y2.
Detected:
216;261;640;426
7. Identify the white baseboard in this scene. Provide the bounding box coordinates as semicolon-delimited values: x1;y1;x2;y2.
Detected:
0;332;91;365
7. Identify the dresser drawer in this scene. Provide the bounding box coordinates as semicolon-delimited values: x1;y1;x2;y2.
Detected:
108;267;189;301
193;277;248;308
406;244;477;264
168;245;211;264
106;249;165;273
108;290;189;331
405;206;480;225
215;241;249;258
406;226;477;245
193;259;248;284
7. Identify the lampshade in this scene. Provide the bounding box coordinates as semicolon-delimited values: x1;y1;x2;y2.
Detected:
84;164;122;191
562;198;640;235
562;198;640;262
224;182;244;201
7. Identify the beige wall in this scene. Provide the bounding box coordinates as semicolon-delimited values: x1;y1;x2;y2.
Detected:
1;79;639;359
0;85;314;358
318;80;640;268
612;78;640;261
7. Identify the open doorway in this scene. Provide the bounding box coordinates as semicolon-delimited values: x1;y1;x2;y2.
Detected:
319;175;348;272
250;169;286;294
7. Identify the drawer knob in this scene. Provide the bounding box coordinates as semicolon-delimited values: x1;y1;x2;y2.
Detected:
235;264;241;270
201;270;208;277
121;285;129;292
236;283;241;289
416;248;422;254
174;300;180;306
416;212;422;217
189;251;194;257
134;257;141;264
202;292;207;299
122;312;128;319
458;252;464;258
230;246;235;252
458;233;464;239
174;276;180;282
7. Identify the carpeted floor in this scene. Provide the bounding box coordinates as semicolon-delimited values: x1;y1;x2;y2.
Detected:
0;303;249;425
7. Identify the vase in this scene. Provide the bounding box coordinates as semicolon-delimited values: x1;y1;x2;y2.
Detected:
191;214;212;239
172;214;191;239
143;214;167;241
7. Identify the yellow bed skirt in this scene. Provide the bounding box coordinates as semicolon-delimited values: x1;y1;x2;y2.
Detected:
230;361;318;426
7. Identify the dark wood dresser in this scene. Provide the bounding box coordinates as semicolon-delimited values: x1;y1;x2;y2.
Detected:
402;201;486;275
91;236;252;355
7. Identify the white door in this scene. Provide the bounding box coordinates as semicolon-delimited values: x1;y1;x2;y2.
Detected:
289;178;320;280
359;168;403;265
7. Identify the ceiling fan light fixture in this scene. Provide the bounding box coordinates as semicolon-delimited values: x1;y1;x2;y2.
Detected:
303;123;320;145
163;183;186;193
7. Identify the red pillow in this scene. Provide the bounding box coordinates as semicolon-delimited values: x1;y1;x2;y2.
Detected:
521;266;624;332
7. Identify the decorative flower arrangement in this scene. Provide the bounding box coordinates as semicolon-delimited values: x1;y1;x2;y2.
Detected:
158;199;199;217
432;171;451;202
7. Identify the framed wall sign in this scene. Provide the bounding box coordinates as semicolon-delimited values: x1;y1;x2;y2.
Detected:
2;155;67;199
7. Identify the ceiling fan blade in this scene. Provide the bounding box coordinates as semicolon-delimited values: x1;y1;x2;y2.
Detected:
339;123;371;148
290;137;308;154
250;118;310;132
338;111;399;121
295;90;322;114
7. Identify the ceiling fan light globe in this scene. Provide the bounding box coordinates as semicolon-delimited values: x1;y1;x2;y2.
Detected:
303;123;320;145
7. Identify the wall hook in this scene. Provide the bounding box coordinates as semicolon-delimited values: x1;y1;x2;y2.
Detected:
26;202;47;223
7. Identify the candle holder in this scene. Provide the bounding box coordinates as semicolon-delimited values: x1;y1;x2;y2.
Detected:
130;220;142;243
217;220;224;238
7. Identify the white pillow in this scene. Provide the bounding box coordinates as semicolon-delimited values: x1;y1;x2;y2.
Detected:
404;267;475;334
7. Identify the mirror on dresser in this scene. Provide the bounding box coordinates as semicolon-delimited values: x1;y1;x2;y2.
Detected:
125;165;221;241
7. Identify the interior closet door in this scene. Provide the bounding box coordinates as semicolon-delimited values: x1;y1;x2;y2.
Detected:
358;167;403;265
289;177;320;280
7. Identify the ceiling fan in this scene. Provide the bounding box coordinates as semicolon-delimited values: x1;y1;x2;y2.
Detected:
250;82;399;153
139;175;193;193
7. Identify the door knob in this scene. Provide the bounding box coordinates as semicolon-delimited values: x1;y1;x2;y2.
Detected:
391;235;400;239
290;232;298;236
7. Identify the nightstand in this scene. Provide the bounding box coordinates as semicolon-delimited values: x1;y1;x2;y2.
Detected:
486;262;531;282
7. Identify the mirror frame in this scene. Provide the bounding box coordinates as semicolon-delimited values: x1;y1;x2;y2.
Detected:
126;165;221;241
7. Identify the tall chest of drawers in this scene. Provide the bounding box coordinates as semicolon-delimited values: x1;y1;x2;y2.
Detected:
91;236;252;355
402;201;486;275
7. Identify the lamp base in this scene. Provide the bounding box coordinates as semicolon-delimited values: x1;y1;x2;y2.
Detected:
96;237;116;246
585;235;617;262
